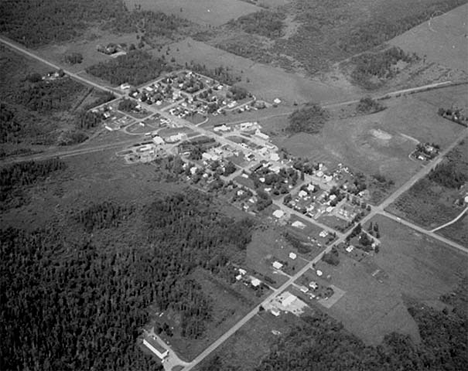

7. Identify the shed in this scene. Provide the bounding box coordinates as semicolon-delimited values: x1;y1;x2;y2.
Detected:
272;261;283;270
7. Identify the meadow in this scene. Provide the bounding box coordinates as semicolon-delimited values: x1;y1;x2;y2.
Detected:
124;0;262;27
316;214;468;345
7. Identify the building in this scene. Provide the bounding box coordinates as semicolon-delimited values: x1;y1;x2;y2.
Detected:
152;136;164;145
143;337;169;360
273;210;285;219
272;261;283;270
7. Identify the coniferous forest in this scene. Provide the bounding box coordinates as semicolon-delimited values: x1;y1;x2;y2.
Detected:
0;190;254;371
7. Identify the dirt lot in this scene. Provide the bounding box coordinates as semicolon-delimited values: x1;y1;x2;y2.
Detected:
390;3;468;73
124;0;262;27
313;214;468;345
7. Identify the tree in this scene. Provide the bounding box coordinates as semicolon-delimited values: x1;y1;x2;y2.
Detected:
286;103;328;134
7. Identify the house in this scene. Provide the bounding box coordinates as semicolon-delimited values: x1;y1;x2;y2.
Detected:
271;308;281;317
272;261;283;270
289;252;297;260
251;278;261;287
255;129;270;141
298;190;308;198
299;286;309;293
273;210;285;219
270;153;280;162
143;337;169;360
309;281;318;290
292;221;305;229
319;230;329;238
279;292;297;307
239;268;247;275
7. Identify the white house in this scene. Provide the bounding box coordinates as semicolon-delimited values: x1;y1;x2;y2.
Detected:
143;337;169;360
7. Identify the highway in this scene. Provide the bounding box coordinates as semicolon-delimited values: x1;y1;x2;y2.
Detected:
1;35;467;371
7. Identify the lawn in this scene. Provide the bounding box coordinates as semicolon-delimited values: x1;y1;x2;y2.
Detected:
124;0;262;27
245;227;308;288
311;214;468;345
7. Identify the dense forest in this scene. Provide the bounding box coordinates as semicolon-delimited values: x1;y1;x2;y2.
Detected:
0;0;126;47
428;144;467;189
340;0;468;54
0;159;66;209
0;190;255;370
87;50;171;86
350;47;418;89
286;103;329;135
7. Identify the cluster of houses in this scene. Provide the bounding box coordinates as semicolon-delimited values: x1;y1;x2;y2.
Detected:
412;142;440;161
97;43;127;57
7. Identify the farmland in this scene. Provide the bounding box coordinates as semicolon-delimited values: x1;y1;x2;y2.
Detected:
320;214;468;345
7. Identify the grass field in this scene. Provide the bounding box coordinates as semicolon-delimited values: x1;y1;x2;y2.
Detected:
313;214;468;345
246;227;308;287
124;0;262;27
387;139;468;229
194;311;305;371
271;92;464;193
437;213;468;247
390;3;468;73
162;268;261;361
149;37;350;104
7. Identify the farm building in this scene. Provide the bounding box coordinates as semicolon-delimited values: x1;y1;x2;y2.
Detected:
143;337;169;360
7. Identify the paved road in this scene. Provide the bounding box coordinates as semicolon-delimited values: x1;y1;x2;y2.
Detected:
380;210;468;254
0;35;123;96
0;139;139;165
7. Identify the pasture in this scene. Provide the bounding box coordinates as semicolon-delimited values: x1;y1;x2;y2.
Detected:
390;3;468;73
438;213;468;247
316;214;468;345
124;0;262;27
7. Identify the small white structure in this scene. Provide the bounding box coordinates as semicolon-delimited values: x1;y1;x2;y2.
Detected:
239;268;247;275
273;98;281;105
316;270;323;277
292;221;305;229
251;278;262;287
289;252;297;260
272;261;283;270
299;285;309;293
298;190;308;198
271;308;281;317
152;136;164;145
273;210;285;219
346;245;355;253
319;230;329;238
270;153;280;161
309;281;318;290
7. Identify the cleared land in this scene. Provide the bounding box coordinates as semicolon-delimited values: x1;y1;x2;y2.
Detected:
271;93;463;190
124;0;262;27
193;311;305;371
150;38;351;103
388;138;468;229
390;3;468;73
317;214;468;345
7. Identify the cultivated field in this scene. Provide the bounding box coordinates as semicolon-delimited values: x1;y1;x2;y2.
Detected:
316;214;468;345
124;0;262;27
390;3;468;73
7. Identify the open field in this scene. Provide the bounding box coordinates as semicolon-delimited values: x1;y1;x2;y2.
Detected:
271;92;464;191
34;29;140;74
245;227;308;287
387;138;468;229
161;268;261;361
193;311;304;371
312;214;468;345
124;0;262;27
149;37;351;104
390;3;468;73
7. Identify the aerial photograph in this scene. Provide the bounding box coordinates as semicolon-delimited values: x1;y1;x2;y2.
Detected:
1;1;467;370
